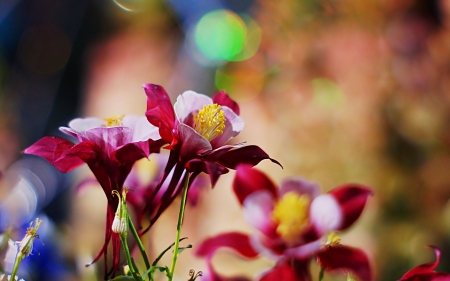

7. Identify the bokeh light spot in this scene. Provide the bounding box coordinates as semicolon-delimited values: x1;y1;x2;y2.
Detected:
312;78;345;108
230;14;262;61
194;10;246;61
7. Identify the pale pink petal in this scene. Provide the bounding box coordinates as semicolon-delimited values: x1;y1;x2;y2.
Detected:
84;127;133;156
243;190;276;236
309;194;342;235
174;90;212;122
279;178;320;199
284;240;322;259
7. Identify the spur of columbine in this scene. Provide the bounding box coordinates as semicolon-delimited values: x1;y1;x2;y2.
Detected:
142;84;281;231
23;114;162;278
195;165;373;281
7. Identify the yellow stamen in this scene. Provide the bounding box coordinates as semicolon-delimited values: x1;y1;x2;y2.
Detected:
104;115;125;127
193;104;226;141
326;232;341;247
272;192;310;243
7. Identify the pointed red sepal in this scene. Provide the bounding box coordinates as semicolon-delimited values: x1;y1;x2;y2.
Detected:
212;90;240;115
23;136;85;172
233;165;278;205
143;83;176;144
218;145;282;170
399;246;450;281
329;184;373;230
317;244;372;281
195;232;259;259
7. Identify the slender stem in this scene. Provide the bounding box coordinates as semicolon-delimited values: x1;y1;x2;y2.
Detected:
120;235;141;281
319;266;325;281
9;255;22;281
168;172;190;281
127;211;151;272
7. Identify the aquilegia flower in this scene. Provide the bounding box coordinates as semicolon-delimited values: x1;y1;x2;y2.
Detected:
24;115;162;278
195;165;373;281
142;84;280;231
398;246;450;281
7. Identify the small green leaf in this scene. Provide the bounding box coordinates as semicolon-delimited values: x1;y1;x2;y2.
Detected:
177;244;192;254
142;265;169;279
152;237;188;266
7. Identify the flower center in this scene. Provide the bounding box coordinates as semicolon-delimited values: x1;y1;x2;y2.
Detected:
104;115;124;127
193;104;226;141
325;232;341;247
272;192;310;243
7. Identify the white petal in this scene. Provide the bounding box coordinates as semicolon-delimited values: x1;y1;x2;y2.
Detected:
243;190;275;235
122;115;160;142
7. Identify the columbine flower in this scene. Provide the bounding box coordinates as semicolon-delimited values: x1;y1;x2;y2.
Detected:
24;115;162;278
195;165;373;281
142;84;280;232
398;246;450;281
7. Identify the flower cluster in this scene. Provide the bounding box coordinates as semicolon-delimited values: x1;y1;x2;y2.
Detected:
16;83;450;281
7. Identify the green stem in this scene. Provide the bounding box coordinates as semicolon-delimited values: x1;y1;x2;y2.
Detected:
10;254;22;281
120;235;141;281
127;211;151;272
168;173;191;281
319;266;325;281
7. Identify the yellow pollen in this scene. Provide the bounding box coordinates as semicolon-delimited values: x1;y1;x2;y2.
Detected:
325;232;341;247
104;115;125;127
193;104;226;141
272;192;310;243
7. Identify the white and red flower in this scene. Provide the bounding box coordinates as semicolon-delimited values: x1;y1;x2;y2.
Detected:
195;165;373;281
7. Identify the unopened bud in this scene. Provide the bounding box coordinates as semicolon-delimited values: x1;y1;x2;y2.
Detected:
14;218;42;260
111;189;128;236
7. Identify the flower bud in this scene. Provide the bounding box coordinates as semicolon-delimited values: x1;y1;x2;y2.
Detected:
111;189;128;236
13;218;42;260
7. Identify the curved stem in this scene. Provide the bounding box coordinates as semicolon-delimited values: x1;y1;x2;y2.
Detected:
319;266;325;281
120;235;141;281
127;212;151;272
9;254;22;281
168;172;190;281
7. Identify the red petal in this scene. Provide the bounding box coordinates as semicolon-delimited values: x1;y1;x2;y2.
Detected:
399;272;450;281
195;232;259;259
212;90;240;115
23;136;85;172
233;165;278;205
259;259;312;281
329;184;373;230
399;246;444;280
185;160;229;188
143;83;176;144
217;145;282;170
317;245;372;281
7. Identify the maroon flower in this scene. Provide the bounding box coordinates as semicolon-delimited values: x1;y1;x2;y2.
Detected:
398;246;450;281
24;115;163;278
141;84;280;232
195;165;373;281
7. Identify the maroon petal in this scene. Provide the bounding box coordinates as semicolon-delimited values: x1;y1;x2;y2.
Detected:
178;123;212;163
259;259;312;281
23;136;85;172
317;245;372;281
195;232;259;259
399;246;445;281
217;145;282;170
329;184;373;230
143;83;176;144
233;165;278;205
213;90;240;115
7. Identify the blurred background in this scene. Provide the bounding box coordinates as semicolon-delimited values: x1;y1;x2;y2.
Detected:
1;0;450;280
